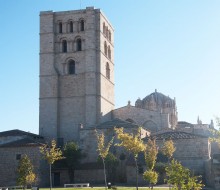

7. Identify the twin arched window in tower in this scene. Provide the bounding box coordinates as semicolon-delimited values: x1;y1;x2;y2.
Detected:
67;60;110;78
103;22;111;42
58;19;85;33
61;37;82;53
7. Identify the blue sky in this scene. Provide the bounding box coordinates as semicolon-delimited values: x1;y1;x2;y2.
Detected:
1;0;220;134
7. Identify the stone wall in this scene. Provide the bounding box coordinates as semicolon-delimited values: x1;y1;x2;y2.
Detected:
113;105;170;131
0;146;49;187
157;137;210;176
209;154;220;190
126;165;148;186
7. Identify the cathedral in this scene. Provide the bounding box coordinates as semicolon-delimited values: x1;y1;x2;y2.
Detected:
0;7;219;189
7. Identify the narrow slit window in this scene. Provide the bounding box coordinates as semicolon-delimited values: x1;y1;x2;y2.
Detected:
103;23;106;35
108;46;111;59
109;31;111;41
106;62;110;79
77;39;82;51
62;40;67;52
59;22;62;33
16;154;21;160
68;60;75;74
104;41;107;55
70;21;73;33
80;20;84;31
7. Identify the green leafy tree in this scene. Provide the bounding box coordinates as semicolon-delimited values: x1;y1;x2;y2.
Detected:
40;140;64;190
165;159;204;190
143;139;158;188
145;138;158;170
95;130;114;190
143;170;158;189
161;139;176;162
63;141;84;183
185;175;204;190
165;159;188;190
115;127;145;190
17;154;36;189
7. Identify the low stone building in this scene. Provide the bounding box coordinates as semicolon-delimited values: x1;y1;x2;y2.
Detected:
79;118;149;163
151;130;210;176
0;130;49;187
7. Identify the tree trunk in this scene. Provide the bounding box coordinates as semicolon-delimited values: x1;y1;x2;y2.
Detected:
69;169;75;183
134;157;139;190
102;158;107;190
49;164;52;190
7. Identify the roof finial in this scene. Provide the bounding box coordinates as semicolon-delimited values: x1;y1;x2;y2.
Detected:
210;119;214;129
128;100;131;106
197;116;202;124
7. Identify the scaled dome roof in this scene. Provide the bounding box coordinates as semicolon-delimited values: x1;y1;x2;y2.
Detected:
135;90;175;111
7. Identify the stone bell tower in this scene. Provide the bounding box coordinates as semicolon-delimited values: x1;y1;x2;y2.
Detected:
39;7;114;143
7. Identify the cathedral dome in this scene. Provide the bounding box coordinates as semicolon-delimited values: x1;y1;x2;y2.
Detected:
135;90;175;111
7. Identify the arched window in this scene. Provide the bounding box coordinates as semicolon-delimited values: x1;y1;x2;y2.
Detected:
80;20;84;31
103;23;106;35
76;38;82;51
104;41;107;55
108;46;111;59
109;31;111;41
68;60;75;74
106;62;110;79
59;22;62;33
106;27;109;39
69;21;73;33
62;40;67;53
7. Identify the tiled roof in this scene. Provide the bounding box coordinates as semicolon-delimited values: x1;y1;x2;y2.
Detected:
0;129;43;139
178;121;193;125
144;131;207;141
96;118;139;129
177;121;194;128
0;137;45;148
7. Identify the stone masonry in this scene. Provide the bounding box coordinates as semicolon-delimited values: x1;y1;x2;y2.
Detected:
39;7;114;143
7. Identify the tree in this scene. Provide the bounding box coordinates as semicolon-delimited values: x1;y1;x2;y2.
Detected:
39;140;64;190
115;127;145;190
145;138;158;170
98;152;119;183
143;139;158;189
63;141;84;183
95;129;114;190
165;159;204;190
143;170;158;189
63;142;83;179
161;139;176;162
17;154;36;189
185;175;204;190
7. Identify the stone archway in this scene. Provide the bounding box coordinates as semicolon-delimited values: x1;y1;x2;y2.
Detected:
143;120;158;133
